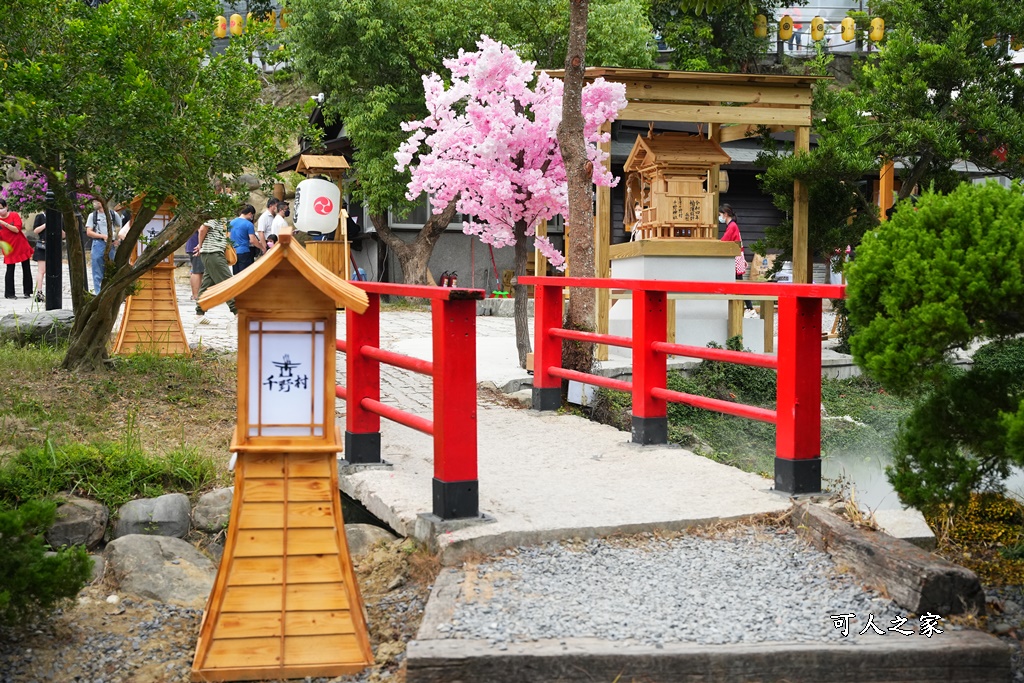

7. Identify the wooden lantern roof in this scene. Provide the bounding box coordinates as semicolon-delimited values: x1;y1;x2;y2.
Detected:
295;154;350;179
198;228;369;313
624;133;731;173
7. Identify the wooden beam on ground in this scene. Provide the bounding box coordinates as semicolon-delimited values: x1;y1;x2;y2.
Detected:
792;503;985;616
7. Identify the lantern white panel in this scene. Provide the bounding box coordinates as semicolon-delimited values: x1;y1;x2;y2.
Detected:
248;320;325;438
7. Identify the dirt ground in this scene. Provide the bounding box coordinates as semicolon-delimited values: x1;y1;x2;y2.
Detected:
0;537;438;683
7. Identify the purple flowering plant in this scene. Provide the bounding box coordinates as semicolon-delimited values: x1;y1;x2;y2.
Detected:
0;173;48;213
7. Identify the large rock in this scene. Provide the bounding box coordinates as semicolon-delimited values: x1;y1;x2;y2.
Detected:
346;523;398;557
114;493;191;539
0;310;75;345
193;487;233;532
104;535;215;608
45;497;109;550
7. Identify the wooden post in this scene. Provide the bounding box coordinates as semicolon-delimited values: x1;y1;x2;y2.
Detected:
878;160;895;222
534;219;548;277
595;121;612;362
431;298;479;519
792;126;811;284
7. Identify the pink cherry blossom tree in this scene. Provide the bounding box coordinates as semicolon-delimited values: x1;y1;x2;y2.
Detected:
395;36;626;368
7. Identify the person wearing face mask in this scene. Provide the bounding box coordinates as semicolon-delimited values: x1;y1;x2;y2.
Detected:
270;201;290;237
719;204;754;313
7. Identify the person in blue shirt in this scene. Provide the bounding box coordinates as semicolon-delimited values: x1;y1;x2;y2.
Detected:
228;204;261;274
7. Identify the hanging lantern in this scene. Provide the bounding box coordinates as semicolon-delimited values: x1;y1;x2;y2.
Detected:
841;17;855;42
214;15;227;39
229;13;243;36
1013;36;1023;50
811;16;825;41
278;8;291;29
779;15;794;41
869;17;884;42
754;14;768;38
983;35;998;47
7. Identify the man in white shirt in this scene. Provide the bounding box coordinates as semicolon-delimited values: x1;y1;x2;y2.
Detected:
255;198;279;251
270;201;290;237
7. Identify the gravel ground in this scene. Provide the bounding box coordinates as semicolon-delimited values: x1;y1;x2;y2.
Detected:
439;526;937;648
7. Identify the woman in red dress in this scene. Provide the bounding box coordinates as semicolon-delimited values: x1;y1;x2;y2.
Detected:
0;198;34;299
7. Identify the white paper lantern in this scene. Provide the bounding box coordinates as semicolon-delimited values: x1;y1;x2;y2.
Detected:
293;178;341;234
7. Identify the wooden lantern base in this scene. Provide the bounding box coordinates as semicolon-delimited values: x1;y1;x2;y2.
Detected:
191;445;373;681
113;261;190;356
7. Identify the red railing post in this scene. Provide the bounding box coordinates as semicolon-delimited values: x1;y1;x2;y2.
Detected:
632;289;668;444
431;297;479;519
345;293;382;463
775;294;823;494
532;283;564;411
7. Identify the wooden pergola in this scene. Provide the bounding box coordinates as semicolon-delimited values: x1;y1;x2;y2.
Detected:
543;68;828;355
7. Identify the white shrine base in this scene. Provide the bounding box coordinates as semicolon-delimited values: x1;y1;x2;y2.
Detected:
608;240;766;359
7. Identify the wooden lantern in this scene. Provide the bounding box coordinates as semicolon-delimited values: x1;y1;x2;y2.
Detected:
623;133;732;240
295;154;352;281
191;228;372;682
112;196;190;356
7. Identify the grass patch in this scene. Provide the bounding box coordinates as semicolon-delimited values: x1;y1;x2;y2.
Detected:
0;341;236;458
0;342;236;509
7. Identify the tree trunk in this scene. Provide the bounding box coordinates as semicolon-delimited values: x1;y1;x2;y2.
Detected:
62;286;128;370
57;192;200;371
557;0;596;375
513;219;531;368
370;199;458;285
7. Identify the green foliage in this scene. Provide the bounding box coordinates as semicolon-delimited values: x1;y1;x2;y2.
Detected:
651;0;790;72
0;501;92;627
0;0;306;366
866;0;1024;188
848;182;1024;509
286;0;655;219
0;437;220;511
848;182;1024;394
753;47;880;266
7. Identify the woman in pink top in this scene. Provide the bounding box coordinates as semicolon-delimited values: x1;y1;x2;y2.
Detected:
719;203;754;312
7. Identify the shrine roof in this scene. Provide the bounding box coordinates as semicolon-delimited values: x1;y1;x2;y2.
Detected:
198;229;369;313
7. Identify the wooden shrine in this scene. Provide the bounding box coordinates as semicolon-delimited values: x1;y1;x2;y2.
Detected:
112;196;190;356
623;132;731;240
191;227;371;682
295;154;351;281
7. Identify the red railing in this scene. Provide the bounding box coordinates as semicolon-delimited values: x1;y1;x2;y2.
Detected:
336;282;485;520
520;276;846;495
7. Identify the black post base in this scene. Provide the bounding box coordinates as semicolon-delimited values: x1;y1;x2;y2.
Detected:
631;415;668;445
344;431;381;464
532;386;561;411
433;478;479;520
774;456;822;495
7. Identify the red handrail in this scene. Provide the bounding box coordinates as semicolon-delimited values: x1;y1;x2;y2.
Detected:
521;276;840;495
337;281;485;520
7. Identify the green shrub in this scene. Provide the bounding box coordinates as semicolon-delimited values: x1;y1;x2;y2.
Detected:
0;501;92;627
848;182;1024;509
